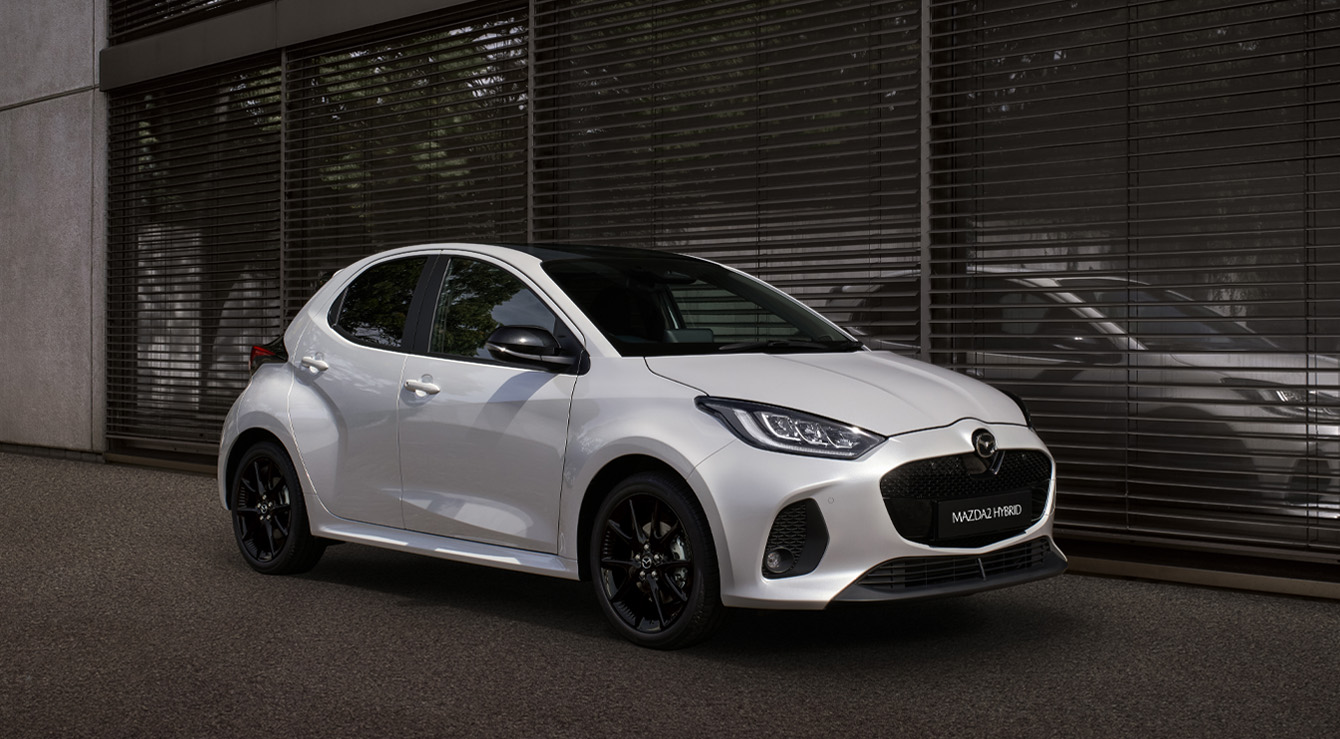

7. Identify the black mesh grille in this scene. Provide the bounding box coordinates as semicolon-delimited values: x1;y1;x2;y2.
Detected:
761;499;828;579
880;450;1053;547
765;503;808;563
854;538;1053;594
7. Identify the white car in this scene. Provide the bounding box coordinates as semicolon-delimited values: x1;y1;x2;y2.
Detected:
218;243;1066;648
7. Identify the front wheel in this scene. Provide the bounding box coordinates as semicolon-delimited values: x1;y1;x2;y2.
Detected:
589;471;725;649
230;441;325;575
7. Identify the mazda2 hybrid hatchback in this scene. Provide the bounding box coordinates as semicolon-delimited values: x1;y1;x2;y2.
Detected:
219;243;1066;648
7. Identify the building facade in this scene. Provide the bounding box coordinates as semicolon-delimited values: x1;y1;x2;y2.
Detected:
4;0;1340;566
1;1;106;457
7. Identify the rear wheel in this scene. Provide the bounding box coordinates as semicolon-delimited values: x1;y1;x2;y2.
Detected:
589;471;725;649
230;441;325;575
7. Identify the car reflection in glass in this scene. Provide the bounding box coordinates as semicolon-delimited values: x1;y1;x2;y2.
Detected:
832;273;1340;547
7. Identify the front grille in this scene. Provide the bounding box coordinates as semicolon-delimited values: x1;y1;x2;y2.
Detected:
880;450;1052;547
854;538;1053;593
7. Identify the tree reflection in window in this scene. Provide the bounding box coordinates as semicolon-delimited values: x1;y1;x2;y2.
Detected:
333;257;427;350
431;259;558;359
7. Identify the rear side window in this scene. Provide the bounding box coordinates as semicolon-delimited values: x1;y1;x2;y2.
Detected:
330;256;428;350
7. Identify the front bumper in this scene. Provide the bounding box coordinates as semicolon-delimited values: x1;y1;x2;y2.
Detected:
833;536;1067;603
690;418;1067;609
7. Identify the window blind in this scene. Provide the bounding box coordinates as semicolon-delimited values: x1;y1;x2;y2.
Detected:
928;0;1340;556
532;0;924;343
107;56;283;459
284;2;529;317
108;0;271;44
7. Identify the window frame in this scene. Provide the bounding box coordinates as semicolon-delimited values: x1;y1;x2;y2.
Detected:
327;254;438;353
404;253;585;370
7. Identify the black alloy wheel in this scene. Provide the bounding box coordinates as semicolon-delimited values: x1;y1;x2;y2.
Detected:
231;441;325;575
590;471;725;649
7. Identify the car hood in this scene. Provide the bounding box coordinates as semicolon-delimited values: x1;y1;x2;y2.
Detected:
1163;349;1339;372
644;351;1026;437
1155;350;1340;394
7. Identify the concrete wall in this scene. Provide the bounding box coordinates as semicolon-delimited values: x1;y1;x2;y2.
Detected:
0;1;106;453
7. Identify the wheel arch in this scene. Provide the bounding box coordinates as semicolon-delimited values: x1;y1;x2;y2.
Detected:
222;427;291;510
575;454;700;582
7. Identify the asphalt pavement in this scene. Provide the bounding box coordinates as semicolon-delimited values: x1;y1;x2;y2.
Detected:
2;450;1338;738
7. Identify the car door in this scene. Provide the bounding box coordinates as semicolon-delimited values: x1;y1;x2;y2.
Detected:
397;255;579;552
288;254;433;529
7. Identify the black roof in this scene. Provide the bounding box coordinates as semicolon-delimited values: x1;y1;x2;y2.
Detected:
498;243;704;263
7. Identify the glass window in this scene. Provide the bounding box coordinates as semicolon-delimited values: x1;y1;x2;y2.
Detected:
976;282;1115;355
331;256;428;350
543;255;859;357
430;258;559;359
1087;288;1277;352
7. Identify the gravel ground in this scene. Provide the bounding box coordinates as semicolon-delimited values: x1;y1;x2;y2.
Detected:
2;451;1338;738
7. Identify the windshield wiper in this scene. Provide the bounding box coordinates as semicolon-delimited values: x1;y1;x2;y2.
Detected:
717;339;863;354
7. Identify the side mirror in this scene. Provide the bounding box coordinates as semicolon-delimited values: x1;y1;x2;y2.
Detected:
485;326;577;369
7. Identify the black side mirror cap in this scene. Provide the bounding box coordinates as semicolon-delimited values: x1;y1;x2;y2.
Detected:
485;326;577;369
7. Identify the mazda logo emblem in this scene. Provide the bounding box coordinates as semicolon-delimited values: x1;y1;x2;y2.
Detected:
972;429;997;459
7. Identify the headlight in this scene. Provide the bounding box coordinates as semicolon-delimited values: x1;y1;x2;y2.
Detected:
696;397;885;459
1269;387;1340;418
1273;387;1308;405
1222;378;1331;418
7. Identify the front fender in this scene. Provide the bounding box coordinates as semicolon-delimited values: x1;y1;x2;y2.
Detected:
555;358;734;563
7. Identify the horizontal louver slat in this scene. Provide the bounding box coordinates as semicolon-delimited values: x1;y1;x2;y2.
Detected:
108;0;271;44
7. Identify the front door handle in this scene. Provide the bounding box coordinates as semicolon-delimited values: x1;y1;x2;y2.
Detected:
404;378;441;396
301;356;330;372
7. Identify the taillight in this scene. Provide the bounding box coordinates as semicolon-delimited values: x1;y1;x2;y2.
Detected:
249;337;287;375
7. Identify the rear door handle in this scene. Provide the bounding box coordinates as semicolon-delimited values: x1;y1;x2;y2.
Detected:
301;356;330;372
404;378;441;395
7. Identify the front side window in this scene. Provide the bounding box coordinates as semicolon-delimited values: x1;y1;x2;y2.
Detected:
977;290;1110;354
330;256;428;350
429;258;560;359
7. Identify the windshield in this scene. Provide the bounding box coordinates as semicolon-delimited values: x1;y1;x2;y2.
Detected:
1080;287;1279;352
543;256;861;357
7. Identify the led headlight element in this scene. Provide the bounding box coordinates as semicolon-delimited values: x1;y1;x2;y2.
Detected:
696;397;885;459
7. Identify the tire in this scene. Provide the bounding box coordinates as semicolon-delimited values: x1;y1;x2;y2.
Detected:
230;441;325;575
589;471;725;649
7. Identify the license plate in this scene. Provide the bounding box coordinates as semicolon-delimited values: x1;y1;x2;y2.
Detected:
937;490;1032;539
